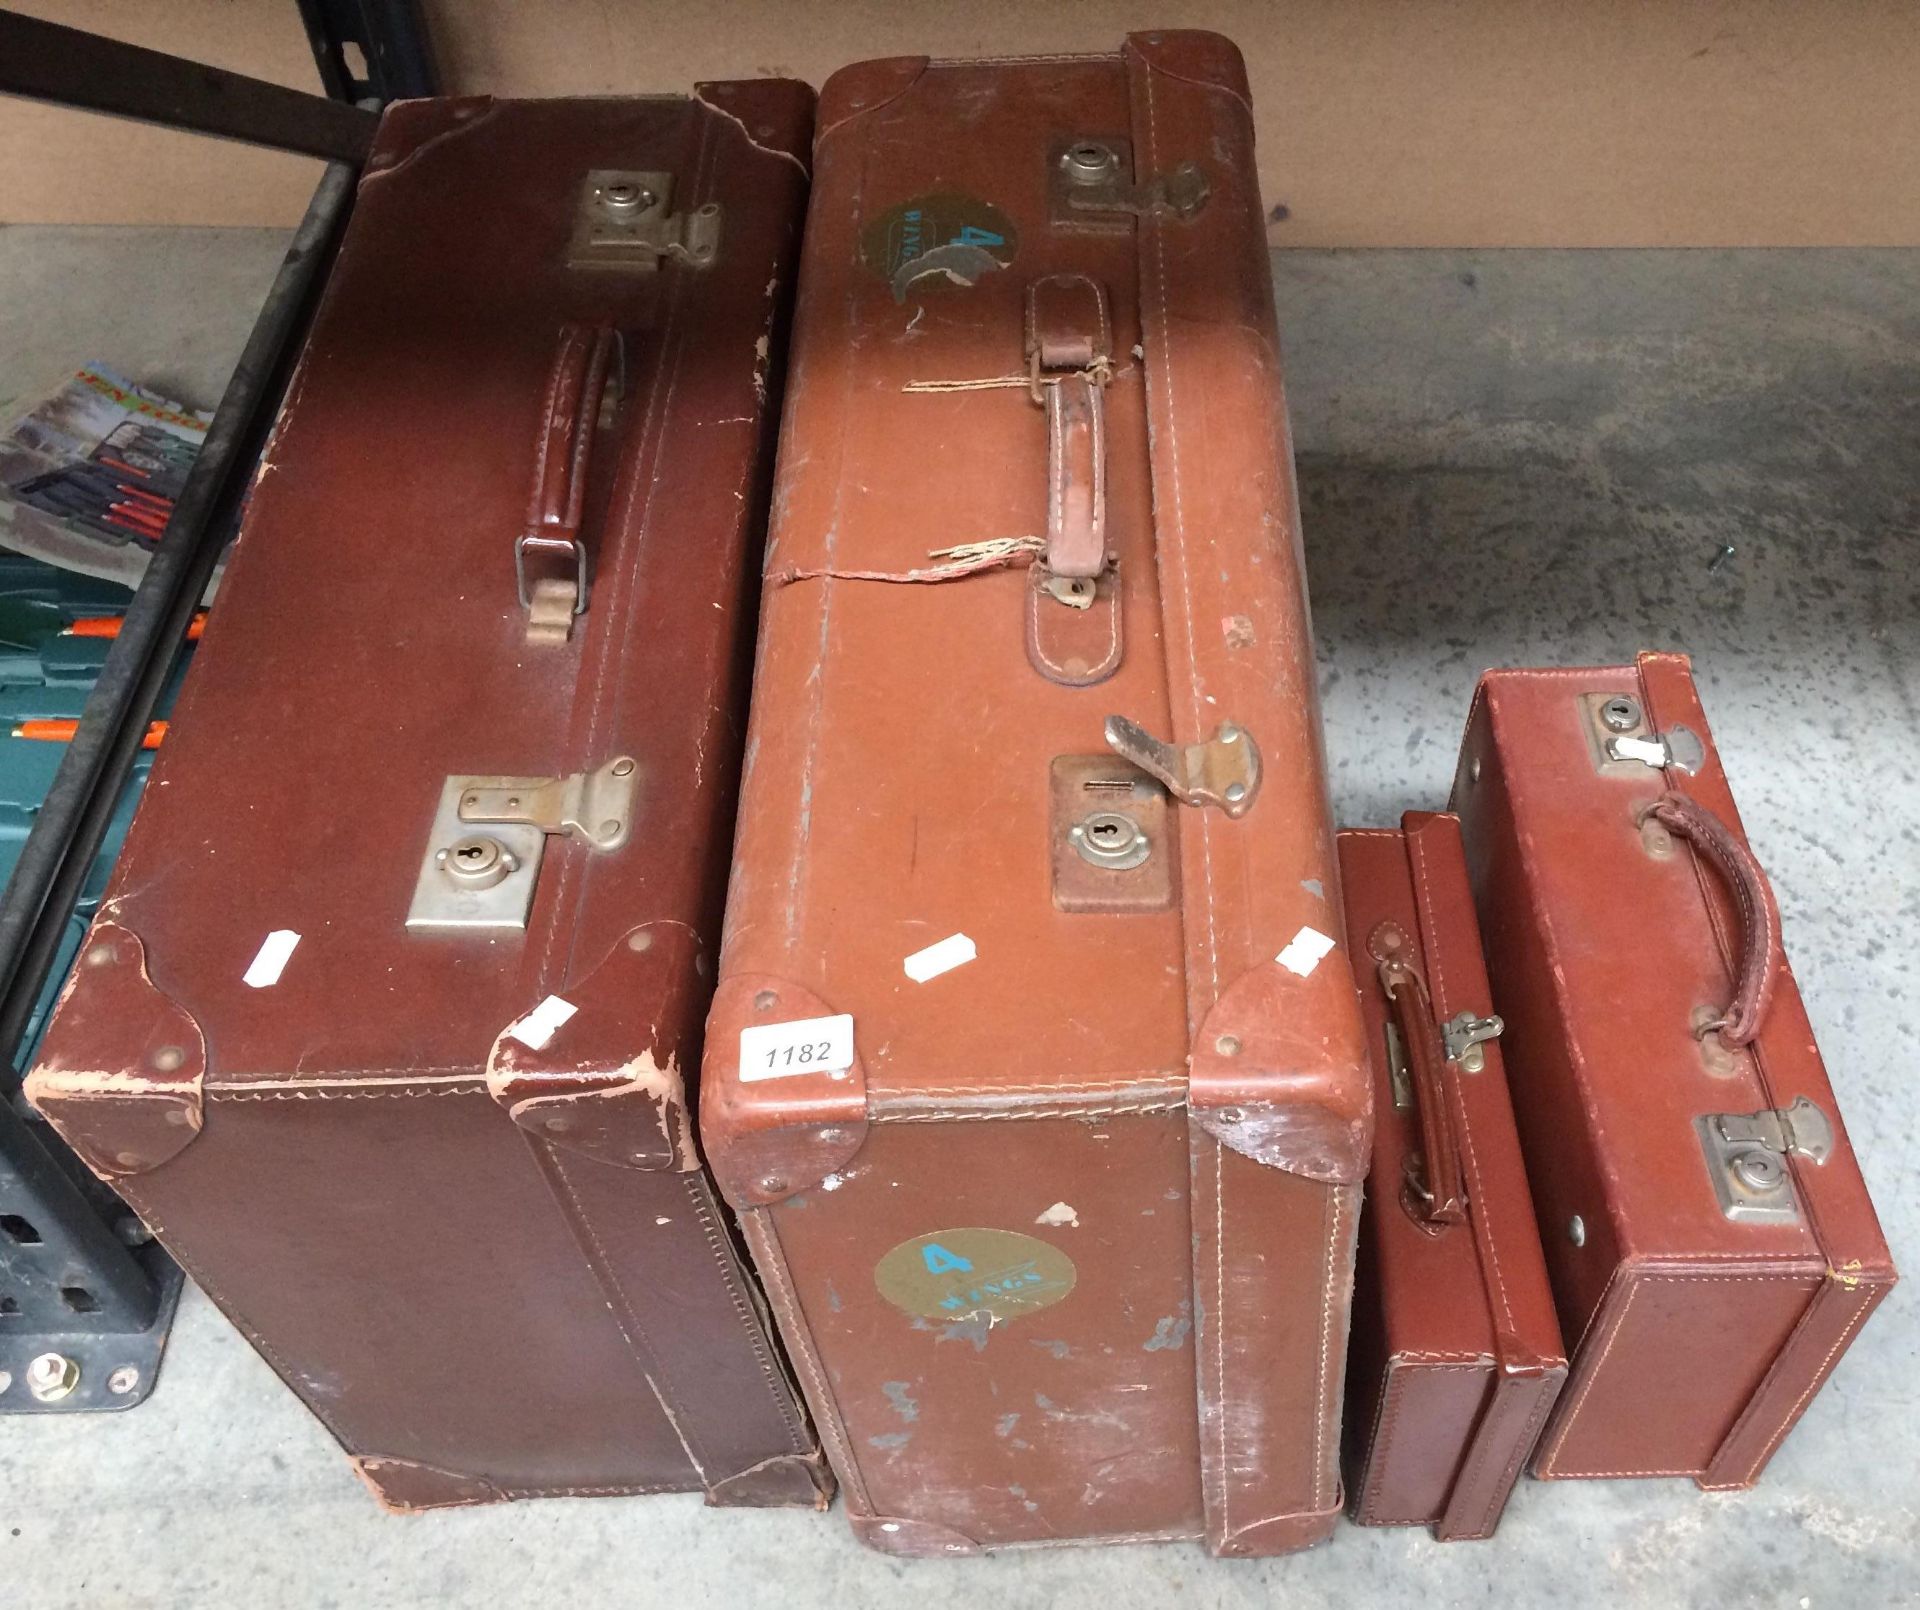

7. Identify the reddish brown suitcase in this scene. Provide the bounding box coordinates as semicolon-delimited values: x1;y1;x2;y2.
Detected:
700;33;1371;1557
1451;652;1895;1486
1338;815;1566;1539
26;89;830;1511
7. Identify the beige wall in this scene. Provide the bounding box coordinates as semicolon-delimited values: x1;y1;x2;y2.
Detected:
7;1;1918;245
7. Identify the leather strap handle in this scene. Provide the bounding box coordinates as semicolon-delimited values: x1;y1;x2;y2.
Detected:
516;323;619;646
1367;921;1467;1228
1645;791;1782;1046
1025;275;1111;583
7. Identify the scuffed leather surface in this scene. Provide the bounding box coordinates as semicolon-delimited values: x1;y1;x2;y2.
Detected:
27;91;823;1505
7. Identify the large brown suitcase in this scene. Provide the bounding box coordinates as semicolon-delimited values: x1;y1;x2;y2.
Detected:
1338;814;1566;1539
700;33;1371;1557
26;89;829;1511
1451;652;1895;1486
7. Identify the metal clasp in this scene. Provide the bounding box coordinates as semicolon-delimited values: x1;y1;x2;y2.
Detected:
569;170;721;272
1052;137;1209;221
1695;1095;1833;1224
1104;716;1261;818
1583;691;1706;774
457;756;637;852
1442;1011;1504;1072
407;758;639;931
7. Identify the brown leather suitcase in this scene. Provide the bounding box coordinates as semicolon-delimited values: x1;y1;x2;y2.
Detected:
1451;652;1895;1486
1338;814;1566;1539
26;90;830;1511
699;33;1371;1557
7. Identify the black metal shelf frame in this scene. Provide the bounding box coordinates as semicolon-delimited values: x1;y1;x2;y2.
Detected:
0;2;433;1414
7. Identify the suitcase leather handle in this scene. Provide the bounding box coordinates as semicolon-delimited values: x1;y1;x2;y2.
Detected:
1026;275;1111;584
1367;921;1468;1228
515;323;619;646
1645;791;1782;1047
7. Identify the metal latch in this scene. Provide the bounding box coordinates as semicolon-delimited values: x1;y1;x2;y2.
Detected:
1695;1095;1833;1224
407;757;639;931
569;171;720;272
1442;1011;1504;1073
1104;716;1260;818
1584;692;1706;774
1051;137;1210;223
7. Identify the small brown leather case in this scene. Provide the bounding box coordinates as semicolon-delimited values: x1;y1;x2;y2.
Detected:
26;90;828;1510
1452;652;1895;1487
1339;814;1567;1540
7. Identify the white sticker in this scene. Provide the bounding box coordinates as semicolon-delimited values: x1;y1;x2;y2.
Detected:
241;930;301;989
1276;925;1336;978
508;994;578;1051
739;1013;854;1083
903;932;976;984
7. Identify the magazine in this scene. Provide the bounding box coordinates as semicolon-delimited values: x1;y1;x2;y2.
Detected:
0;364;211;587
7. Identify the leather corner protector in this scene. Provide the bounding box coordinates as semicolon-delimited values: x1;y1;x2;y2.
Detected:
486;924;704;1172
24;921;206;1180
816;56;930;146
351;1455;505;1512
698;972;869;1210
1189;959;1372;1183
850;1512;981;1557
705;1447;835;1509
1125;30;1254;111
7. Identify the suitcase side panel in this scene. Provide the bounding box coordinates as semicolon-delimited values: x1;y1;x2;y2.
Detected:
1531;1266;1819;1479
1352;1360;1496;1528
105;1090;700;1500
750;1113;1206;1553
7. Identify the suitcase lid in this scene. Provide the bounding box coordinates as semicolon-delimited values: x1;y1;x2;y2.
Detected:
1454;654;1894;1318
701;34;1370;1209
27;90;814;1182
1339;817;1566;1373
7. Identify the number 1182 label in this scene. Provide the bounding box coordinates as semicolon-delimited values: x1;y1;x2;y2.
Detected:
738;1013;855;1083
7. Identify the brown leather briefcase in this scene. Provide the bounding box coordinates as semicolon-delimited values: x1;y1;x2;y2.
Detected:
27;90;829;1511
700;33;1371;1557
1338;815;1566;1539
1451;652;1895;1486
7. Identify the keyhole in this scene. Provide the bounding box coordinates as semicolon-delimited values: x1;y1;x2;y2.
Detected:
1090;821;1122;843
457;844;485;863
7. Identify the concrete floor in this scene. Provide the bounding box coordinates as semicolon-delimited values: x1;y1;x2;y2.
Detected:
1;228;1914;1608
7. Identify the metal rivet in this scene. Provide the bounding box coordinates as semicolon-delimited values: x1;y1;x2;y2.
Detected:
1469;756;1482;783
753;990;777;1011
612;758;636;777
601;819;622;838
760;1177;787;1196
1215;1106;1244;1124
818;1128;849;1144
86;947;115;969
107;1366;140;1396
25;1352;79;1403
0;1370;11;1394
1215;1035;1241;1057
1600;695;1642;733
544;1115;573;1135
694;953;709;976
1568;1215;1587;1247
1219;723;1241;743
149;1045;185;1073
1224;782;1247;804
879;1522;901;1534
627;930;654;952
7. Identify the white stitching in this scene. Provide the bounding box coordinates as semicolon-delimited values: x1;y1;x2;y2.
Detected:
1730;1288;1876;1484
